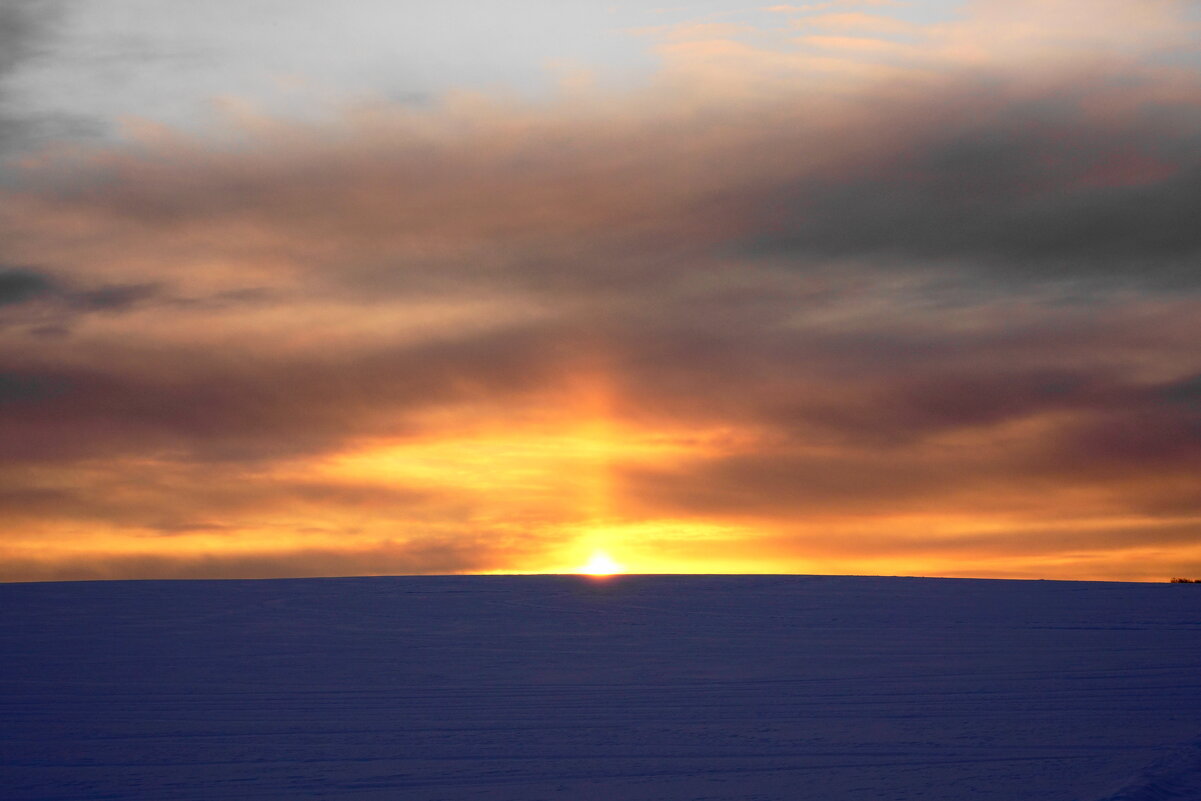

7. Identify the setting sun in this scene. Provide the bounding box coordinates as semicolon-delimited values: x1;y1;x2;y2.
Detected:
579;551;624;577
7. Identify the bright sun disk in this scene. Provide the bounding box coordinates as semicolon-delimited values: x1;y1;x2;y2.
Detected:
579;550;624;576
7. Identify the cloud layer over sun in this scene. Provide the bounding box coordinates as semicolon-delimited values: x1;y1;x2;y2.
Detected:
2;0;1200;581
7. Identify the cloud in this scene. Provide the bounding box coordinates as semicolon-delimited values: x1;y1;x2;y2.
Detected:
7;5;1198;298
0;536;516;582
0;266;162;311
2;0;1201;581
0;266;53;305
0;1;74;161
0;265;275;339
792;12;919;35
0;319;586;464
764;1;902;12
737;117;1201;285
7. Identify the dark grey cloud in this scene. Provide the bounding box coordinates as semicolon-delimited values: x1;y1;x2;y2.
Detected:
737;88;1201;287
0;266;161;311
0;267;53;305
71;281;160;311
0;1;73;160
0;266;271;336
0;2;56;77
0;266;156;313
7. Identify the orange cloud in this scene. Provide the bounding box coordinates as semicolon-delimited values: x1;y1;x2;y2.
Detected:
764;1;902;12
793;12;920;35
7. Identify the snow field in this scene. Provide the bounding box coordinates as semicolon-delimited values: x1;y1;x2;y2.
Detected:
2;575;1199;800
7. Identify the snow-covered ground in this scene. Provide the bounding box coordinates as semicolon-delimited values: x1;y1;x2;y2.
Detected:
2;575;1199;800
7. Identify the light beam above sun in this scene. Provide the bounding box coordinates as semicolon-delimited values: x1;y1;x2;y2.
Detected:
579;551;624;577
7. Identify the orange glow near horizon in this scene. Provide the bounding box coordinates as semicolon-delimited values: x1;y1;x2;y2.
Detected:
315;373;756;573
6;367;1201;584
10;407;1199;582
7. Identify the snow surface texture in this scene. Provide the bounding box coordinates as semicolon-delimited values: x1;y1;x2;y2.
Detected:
2;575;1200;801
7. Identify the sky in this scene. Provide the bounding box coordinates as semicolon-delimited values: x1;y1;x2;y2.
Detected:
2;0;1200;582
